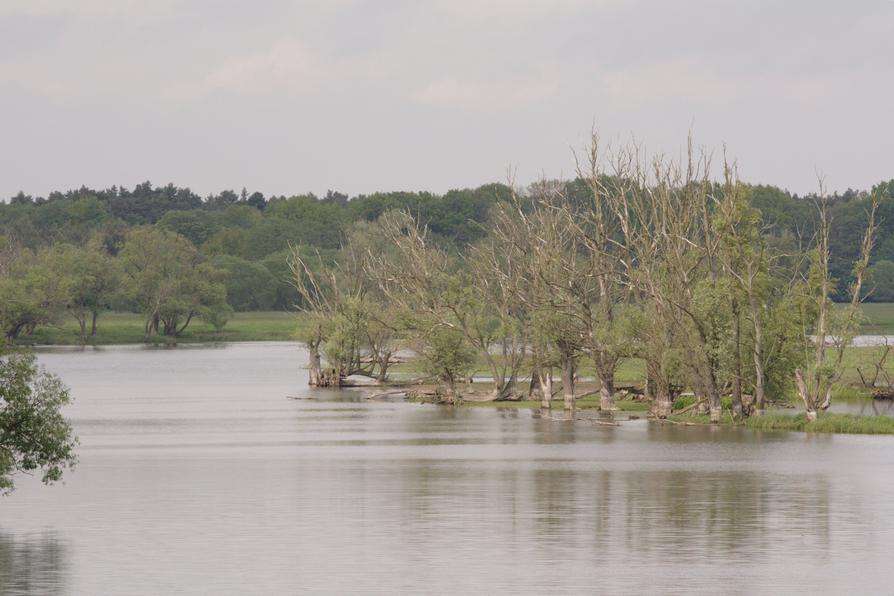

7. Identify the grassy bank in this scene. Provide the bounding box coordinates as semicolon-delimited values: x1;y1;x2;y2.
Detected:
744;413;894;434
17;311;299;345
666;411;894;434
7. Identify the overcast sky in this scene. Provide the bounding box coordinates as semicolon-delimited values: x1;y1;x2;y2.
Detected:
1;0;892;199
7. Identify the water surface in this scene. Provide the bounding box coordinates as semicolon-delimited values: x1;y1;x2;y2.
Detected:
2;342;894;595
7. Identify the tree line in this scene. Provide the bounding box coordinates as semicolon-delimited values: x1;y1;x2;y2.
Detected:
1;144;893;344
291;133;880;423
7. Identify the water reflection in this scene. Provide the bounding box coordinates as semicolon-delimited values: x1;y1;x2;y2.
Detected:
0;343;889;595
0;532;67;596
831;399;894;417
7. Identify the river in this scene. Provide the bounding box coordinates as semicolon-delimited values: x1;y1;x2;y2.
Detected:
1;342;893;595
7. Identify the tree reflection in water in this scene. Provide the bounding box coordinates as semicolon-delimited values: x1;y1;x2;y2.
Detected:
0;531;68;596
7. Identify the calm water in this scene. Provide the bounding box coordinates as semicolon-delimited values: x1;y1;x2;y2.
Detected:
2;343;894;595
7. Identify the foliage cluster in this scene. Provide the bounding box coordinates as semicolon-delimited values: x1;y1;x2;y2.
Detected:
0;340;77;492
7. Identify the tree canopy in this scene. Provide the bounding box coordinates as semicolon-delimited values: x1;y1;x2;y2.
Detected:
0;341;77;493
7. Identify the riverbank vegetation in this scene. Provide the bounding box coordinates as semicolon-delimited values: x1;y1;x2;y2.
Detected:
291;131;885;426
664;411;894;435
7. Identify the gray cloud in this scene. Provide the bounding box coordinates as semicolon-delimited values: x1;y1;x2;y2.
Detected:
1;0;892;198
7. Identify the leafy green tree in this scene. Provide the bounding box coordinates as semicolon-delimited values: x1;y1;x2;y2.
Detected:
45;243;121;342
0;248;68;339
120;228;231;340
0;341;77;493
418;326;477;403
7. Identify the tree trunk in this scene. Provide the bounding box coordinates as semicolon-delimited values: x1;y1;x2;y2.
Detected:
561;355;575;411
144;314;158;342
308;343;323;387
647;360;672;418
707;374;722;424
732;303;743;419
445;377;460;405
375;352;391;383
593;354;616;411
654;389;673;418
696;395;709;415
599;376;615;411
794;367;816;420
492;375;517;400
749;296;766;416
91;310;99;336
77;316;88;344
175;312;195;336
536;367;553;410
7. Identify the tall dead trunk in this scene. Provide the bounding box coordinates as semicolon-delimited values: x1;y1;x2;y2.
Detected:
732;302;744;419
748;295;766;416
707;374;722;424
535;366;553;410
561;354;576;411
795;368;818;422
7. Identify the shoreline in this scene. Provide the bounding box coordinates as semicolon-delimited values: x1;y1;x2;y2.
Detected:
361;381;894;436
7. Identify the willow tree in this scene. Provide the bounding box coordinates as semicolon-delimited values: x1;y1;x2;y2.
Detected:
47;242;121;343
120;228;230;340
714;165;808;417
367;210;528;401
0;246;68;340
794;187;878;421
289;239;396;387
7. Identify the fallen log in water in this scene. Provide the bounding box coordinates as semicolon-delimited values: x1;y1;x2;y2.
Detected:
580;418;620;427
673;399;707;416
364;389;409;400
